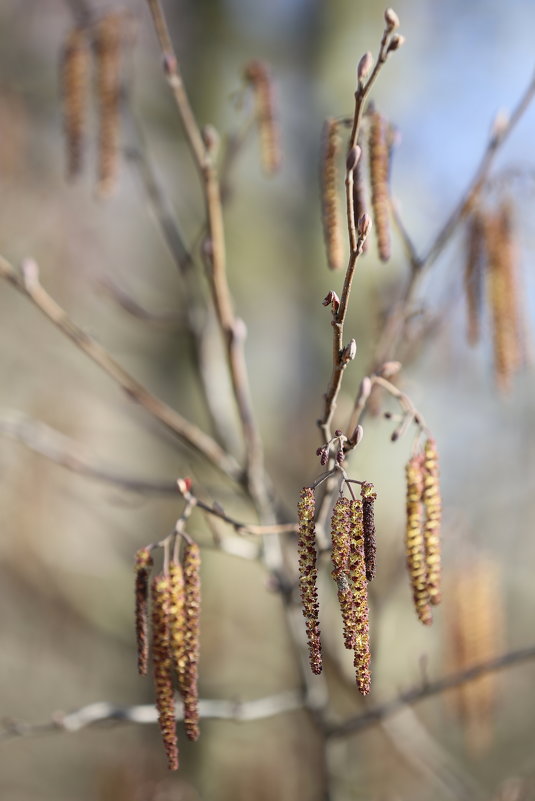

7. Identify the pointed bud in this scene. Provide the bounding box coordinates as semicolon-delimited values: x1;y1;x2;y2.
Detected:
346;145;361;172
357;51;374;82
358;213;372;239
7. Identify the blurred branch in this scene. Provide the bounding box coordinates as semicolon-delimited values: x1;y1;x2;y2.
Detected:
327;644;535;738
0;690;304;742
0;255;242;483
98;276;184;327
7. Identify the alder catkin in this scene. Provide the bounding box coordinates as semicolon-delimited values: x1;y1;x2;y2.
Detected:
422;438;442;605
135;547;153;676
405;455;432;625
330;497;355;650
320;118;344;270
61;27;90;179
297;487;322;675
168;560;186;690
182;541;201;742
348;500;371;694
464;212;486;346
94;13;122;197
360;482;377;581
151;574;179;771
243;60;281;175
368;110;391;261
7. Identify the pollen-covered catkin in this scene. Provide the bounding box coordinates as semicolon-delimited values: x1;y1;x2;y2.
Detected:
151;574;179;771
94;13;122;197
61;27;89;179
297;487;322;674
348;500;371;694
330;497;355;649
168;560;186;689
361;482;377;582
135;547;153;676
422;439;442;605
405;455;432;625
243;60;281;175
320;119;344;270
368;110;391;261
182;541;201;742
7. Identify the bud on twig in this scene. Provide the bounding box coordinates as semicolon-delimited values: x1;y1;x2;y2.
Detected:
357;51;374;82
346;145;361;172
358;213;372;239
341;338;357;363
351;424;364;447
387;34;405;52
384;8;400;31
322;290;340;313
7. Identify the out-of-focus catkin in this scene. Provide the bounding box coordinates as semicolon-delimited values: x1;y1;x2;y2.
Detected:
297;487;322;675
447;558;504;756
464;212;486;346
243;60;281;176
135;547;153;676
168;560;186;690
94;13;122;197
348;500;371;694
405;455;432;625
151;574;179;771
422;439;442;605
368;110;391;261
330;497;355;649
361;482;377;582
320;119;344;270
182;541;201;742
61;27;90;179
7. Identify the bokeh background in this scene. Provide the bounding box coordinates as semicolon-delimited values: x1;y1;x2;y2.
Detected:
1;0;535;799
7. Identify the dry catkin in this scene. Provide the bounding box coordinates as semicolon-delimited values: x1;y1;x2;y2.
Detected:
320;118;344;270
135;547;153;676
182;541;201;742
151;574;179;771
243;60;281;175
348;500;371;694
368;110;391;261
330;497;355;649
405;455;432;625
94;13;122;197
61;27;89;179
464;212;486;346
168;560;186;690
422;439;442;605
297;487;322;675
360;482;377;581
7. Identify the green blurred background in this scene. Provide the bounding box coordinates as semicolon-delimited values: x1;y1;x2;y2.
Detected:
1;1;535;799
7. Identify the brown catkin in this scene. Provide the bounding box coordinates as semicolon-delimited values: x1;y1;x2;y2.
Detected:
422;439;442;605
360;482;377;582
243;60;281;175
182;541;201;742
464;212;486;346
348;500;371;694
320;118;344;270
368;110;391;261
135;547;153;676
297;487;322;674
151;574;179;771
94;13;122;197
168;560;186;689
330;497;355;650
61;27;90;179
405;455;432;625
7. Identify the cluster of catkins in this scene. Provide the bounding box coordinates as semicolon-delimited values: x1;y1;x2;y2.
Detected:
405;437;442;625
61;13;126;195
297;482;377;694
135;540;201;771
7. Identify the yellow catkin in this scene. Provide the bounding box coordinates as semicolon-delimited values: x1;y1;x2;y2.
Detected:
368;110;391;261
182;541;201;742
243;60;281;175
94;13;122;197
168;560;186;690
151;574;179;771
320;118;344;270
297;487;322;674
61;27;90;179
405;455;432;625
464;212;486;346
447;558;504;756
422;439;442;605
348;500;371;694
330;497;355;650
135;547;153;676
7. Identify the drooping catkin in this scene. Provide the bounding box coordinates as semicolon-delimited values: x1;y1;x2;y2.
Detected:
405;455;432;625
422;439;442;605
94;13;122;197
297;487;322;675
348;500;371;694
368;110;391;261
360;482;377;582
447;558;504;756
135;547;153;676
320;118;344;270
151;574;179;771
330;497;355;650
182;541;201;742
464;212;486;346
61;27;90;179
168;560;186;690
243;60;281;176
